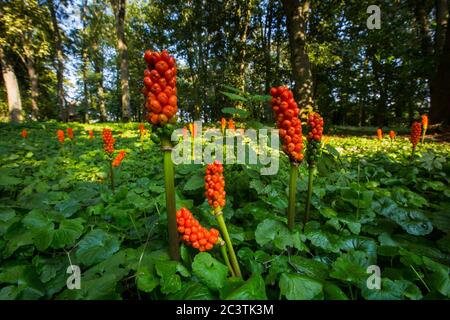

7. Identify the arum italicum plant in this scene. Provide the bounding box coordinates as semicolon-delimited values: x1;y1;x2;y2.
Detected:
205;160;242;278
270;86;303;231
304;112;324;224
410;121;422;159
421;114;428;143
102;128;116;192
142;49;180;260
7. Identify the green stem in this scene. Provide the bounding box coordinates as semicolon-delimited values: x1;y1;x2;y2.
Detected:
162;137;180;261
287;163;299;231
411;146;416;162
216;213;241;278
421;128;426;144
220;242;235;277
109;160;115;193
304;166;314;225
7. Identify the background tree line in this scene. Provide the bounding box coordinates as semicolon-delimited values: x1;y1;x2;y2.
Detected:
1;0;449;126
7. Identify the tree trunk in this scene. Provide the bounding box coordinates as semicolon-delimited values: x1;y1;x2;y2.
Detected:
435;0;448;56
236;0;252;92
97;71;107;122
0;46;23;122
25;57;39;120
111;0;131;122
48;0;66;121
80;0;90;123
93;40;107;121
430;3;450;125
263;0;274;121
281;0;314;110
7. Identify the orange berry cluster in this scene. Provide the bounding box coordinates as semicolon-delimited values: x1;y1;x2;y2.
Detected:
228;119;235;131
221;117;227;134
89;130;94;139
306;112;324;166
377;128;382;140
270;86;303;162
143;50;178;126
205;161;226;209
67;128;74;140
138;123;146;135
411;121;421;148
112;150;125;167
176;208;220;252
103;128;115;155
57;130;64;144
421;115;428;129
21;129;27;138
389;130;395;140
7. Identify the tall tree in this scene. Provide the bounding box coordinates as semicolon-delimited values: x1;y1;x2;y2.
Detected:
47;0;66;121
430;0;450;124
110;0;131;122
0;46;23;122
90;0;108;121
0;0;51;120
281;0;313;111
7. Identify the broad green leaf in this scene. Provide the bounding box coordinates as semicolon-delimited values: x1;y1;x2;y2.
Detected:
323;283;349;300
55;198;81;217
0;207;15;222
75;229;120;266
223;273;267;300
192;252;228;290
373;197;432;236
155;260;182;294
255;219;307;251
330;250;370;288
168;282;214;300
423;257;450;297
279;273;323;300
362;279;422;300
184;173;205;191
288;256;329;281
51;218;84;249
136;267;159;293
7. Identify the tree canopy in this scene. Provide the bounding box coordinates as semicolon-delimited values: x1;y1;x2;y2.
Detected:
1;0;449;126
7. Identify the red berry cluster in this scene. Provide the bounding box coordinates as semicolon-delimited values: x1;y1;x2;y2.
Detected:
389;130;395;140
176;208;220;252
21;129;27;139
410;121;421;148
205;161;226;209
57;130;64;144
103;128;115;155
307;112;324;142
142;50;178;126
112;150;125;167
269;86;303;162
306;112;324;166
89;130;94;139
67;128;74;140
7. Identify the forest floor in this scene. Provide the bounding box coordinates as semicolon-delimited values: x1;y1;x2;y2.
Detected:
0;122;449;300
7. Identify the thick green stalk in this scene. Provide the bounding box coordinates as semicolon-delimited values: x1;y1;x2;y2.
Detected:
287;163;299;231
109;159;115;193
304;166;314;224
220;242;235;277
421;128;426;144
216;213;241;278
411;146;416;162
162;137;180;261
